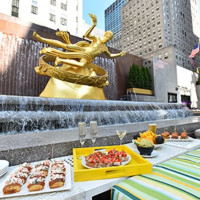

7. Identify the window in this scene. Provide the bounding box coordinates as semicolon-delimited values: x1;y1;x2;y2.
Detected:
50;0;56;6
60;18;67;26
61;3;67;10
11;0;19;17
49;13;56;22
31;5;38;14
164;52;168;59
168;93;177;103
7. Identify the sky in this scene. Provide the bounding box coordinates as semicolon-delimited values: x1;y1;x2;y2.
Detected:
83;0;116;30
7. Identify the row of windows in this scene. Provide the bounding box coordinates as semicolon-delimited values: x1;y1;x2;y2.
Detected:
49;13;67;25
124;42;163;56
11;0;68;17
122;4;160;19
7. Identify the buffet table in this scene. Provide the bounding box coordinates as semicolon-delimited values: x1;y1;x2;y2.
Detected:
0;139;199;200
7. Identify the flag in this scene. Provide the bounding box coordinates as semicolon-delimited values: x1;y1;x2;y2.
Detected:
189;57;195;68
189;43;199;58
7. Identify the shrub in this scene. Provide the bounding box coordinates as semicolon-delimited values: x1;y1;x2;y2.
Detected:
127;64;153;90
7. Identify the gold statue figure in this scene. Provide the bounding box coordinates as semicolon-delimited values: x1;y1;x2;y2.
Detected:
33;13;126;99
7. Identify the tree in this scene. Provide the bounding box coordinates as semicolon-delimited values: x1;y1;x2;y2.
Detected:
145;67;152;90
127;63;153;90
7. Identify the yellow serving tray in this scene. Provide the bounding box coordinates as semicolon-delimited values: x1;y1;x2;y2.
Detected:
73;145;152;182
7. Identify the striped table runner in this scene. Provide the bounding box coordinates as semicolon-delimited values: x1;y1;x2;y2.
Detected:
112;149;200;200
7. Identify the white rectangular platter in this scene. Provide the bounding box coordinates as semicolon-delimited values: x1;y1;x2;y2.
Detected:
0;161;71;198
166;136;194;142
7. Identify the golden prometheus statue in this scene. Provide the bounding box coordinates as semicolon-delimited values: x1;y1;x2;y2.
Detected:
33;13;126;99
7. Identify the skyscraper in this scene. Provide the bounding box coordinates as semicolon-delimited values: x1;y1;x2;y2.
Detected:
121;0;199;71
105;0;128;50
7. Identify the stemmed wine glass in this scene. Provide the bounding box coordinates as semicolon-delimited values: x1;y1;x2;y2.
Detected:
116;130;127;145
78;122;87;159
90;121;98;146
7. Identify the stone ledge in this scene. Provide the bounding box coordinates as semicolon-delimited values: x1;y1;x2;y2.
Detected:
0;116;200;166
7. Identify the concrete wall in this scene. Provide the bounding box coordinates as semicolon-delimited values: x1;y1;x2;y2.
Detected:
176;65;198;108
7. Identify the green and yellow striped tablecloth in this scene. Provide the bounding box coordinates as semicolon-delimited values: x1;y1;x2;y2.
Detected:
112;149;200;200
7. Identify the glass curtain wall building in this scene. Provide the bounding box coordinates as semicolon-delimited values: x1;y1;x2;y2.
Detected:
105;0;127;50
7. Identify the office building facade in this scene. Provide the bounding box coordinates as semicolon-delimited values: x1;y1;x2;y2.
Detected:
105;0;128;50
121;0;199;71
0;0;83;37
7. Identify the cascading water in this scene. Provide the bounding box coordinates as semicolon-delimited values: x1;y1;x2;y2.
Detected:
0;31;49;96
94;57;117;100
0;95;193;135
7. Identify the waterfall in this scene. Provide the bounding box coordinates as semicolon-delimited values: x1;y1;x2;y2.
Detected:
0;95;193;135
93;57;117;100
0;32;48;96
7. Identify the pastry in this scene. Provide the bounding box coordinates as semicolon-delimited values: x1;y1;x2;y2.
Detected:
161;132;170;139
27;177;45;192
181;131;188;139
171;132;179;139
51;163;66;171
35;160;50;168
30;171;47;179
16;166;30;175
3;177;24;194
51;166;65;175
10;172;29;183
49;174;65;189
35;165;49;176
19;162;33;172
51;160;64;166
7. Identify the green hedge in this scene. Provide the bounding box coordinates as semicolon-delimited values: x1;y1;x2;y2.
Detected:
127;64;152;90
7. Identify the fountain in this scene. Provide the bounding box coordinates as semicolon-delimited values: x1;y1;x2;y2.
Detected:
0;14;199;166
0;95;193;135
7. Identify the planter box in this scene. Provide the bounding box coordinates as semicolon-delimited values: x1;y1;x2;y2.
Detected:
126;88;153;95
